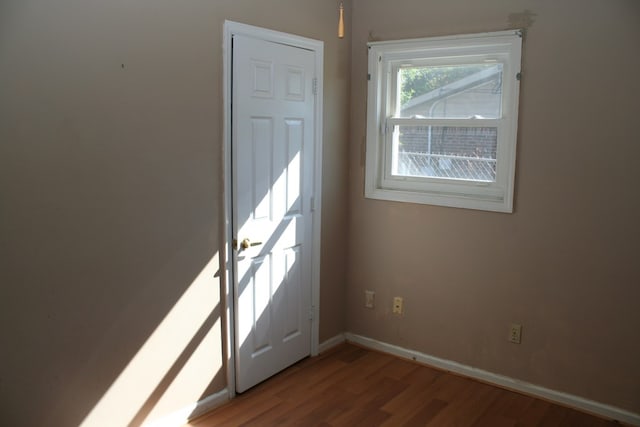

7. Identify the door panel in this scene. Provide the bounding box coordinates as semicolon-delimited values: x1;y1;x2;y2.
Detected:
232;34;315;393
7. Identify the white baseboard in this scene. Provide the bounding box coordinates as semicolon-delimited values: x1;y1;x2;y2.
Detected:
345;333;640;426
143;388;230;427
318;333;346;353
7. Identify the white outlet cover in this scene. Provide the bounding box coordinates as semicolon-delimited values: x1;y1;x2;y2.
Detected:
509;323;522;344
393;297;403;314
365;290;375;308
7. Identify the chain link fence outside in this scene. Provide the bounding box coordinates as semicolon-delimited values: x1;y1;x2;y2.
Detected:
396;151;496;182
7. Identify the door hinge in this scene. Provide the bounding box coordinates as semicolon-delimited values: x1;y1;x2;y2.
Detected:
310;196;315;212
312;77;318;95
308;309;314;321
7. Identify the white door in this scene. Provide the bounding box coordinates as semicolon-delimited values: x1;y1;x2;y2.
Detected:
232;33;316;393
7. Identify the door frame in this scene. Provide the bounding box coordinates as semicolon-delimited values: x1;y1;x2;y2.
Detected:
222;20;323;398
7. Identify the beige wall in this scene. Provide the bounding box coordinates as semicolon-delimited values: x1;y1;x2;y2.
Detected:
3;0;639;423
348;0;640;414
0;1;349;426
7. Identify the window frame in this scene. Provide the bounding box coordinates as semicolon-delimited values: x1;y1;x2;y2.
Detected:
365;30;522;213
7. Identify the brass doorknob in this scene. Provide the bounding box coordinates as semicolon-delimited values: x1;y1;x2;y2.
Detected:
240;238;262;250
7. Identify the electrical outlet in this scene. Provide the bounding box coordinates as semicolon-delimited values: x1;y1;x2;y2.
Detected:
365;290;375;308
393;297;403;315
509;323;522;344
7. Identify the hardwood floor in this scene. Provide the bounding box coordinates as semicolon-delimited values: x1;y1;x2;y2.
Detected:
187;343;622;427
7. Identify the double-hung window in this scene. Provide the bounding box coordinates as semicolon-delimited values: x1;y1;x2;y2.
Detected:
365;30;522;212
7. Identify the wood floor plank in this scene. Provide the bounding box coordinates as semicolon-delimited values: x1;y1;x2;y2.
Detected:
335;351;396;395
381;365;442;414
475;388;535;421
402;397;449;426
425;381;502;426
514;399;554;427
473;414;518;427
381;357;422;380
537;404;570;427
187;343;623;427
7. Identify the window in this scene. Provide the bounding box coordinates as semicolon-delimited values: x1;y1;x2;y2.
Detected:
365;30;522;212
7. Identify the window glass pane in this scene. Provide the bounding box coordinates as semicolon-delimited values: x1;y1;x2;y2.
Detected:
393;126;497;182
398;64;503;119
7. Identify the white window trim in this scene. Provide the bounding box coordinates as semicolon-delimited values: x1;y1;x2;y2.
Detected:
365;30;522;213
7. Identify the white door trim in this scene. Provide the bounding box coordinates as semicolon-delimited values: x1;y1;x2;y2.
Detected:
222;20;323;398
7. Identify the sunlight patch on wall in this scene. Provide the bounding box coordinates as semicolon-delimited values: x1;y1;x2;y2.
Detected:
79;254;222;427
142;316;222;426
